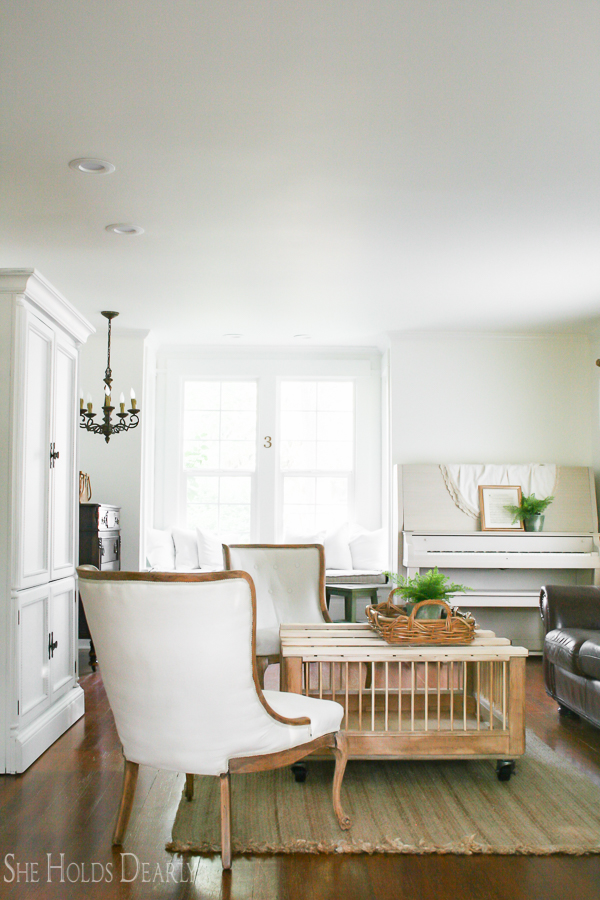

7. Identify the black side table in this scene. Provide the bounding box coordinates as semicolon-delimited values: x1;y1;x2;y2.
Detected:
79;503;121;670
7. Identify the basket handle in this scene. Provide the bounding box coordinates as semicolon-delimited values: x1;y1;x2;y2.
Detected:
387;586;407;604
408;599;454;627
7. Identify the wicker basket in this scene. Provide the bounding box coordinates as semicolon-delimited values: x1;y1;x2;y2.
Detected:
366;590;476;646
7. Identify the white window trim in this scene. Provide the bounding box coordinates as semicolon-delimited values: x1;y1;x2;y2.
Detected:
275;375;356;539
154;348;383;541
180;378;259;539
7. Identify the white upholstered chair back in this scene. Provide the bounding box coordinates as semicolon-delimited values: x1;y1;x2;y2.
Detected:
77;570;319;776
223;544;330;630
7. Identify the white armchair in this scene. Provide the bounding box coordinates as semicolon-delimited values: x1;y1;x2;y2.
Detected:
77;568;349;869
223;544;331;685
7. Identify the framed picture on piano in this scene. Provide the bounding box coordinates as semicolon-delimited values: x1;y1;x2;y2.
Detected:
479;485;525;531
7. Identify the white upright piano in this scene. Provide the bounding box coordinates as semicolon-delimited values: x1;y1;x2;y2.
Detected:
397;466;600;652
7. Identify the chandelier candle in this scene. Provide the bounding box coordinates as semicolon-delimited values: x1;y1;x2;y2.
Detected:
80;311;141;443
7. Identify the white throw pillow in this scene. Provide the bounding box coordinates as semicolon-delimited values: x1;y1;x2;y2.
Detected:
284;531;326;546
323;523;353;570
349;528;387;571
146;528;175;570
196;527;225;569
172;528;200;569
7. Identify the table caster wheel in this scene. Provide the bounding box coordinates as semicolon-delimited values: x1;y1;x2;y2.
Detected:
291;763;307;783
496;760;515;782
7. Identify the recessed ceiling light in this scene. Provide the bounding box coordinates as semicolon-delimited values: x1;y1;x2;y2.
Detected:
105;223;145;235
294;334;311;340
69;157;115;175
223;333;243;339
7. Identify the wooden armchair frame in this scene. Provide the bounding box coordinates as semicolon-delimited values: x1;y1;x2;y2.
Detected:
222;544;332;686
78;568;349;869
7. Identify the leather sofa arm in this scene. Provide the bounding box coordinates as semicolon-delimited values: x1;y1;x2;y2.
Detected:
540;584;600;633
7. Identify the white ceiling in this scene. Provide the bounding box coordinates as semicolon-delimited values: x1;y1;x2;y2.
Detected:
1;1;599;345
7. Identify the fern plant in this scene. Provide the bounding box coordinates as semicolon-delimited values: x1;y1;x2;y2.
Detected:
504;493;554;524
383;567;472;605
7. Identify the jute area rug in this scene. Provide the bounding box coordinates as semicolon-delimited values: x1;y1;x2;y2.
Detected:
168;732;600;856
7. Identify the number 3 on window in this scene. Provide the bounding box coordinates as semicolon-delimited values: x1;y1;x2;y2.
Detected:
264;436;272;448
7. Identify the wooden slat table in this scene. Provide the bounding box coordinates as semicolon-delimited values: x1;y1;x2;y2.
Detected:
280;623;528;776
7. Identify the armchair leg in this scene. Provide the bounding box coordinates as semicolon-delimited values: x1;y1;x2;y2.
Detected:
220;772;232;869
331;733;351;830
185;774;195;801
256;656;269;688
112;759;139;845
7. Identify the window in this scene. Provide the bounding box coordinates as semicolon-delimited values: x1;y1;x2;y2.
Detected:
155;350;382;545
279;380;354;535
183;381;257;541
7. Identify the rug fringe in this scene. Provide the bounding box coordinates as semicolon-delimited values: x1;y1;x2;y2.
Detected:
166;838;600;857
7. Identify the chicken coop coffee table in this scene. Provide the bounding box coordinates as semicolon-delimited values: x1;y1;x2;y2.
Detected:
280;622;527;780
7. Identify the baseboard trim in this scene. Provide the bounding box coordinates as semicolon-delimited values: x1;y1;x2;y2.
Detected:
8;685;85;773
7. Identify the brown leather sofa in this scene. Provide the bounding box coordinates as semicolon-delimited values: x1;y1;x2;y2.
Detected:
540;585;600;725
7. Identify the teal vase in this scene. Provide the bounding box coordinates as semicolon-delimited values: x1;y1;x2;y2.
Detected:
414;602;444;620
524;514;544;532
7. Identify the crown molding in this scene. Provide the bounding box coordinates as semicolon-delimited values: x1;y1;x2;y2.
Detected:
0;269;95;344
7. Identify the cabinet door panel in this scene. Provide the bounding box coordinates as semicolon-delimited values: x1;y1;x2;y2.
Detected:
49;578;75;699
19;585;50;721
50;338;77;579
17;310;53;588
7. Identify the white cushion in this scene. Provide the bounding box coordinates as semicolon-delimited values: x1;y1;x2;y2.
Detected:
146;529;175;570
326;569;382;577
284;530;325;545
256;626;281;656
196;527;225;569
349;528;387;571
347;522;366;540
324;523;353;570
226;545;325;631
262;690;344;740
172;528;200;569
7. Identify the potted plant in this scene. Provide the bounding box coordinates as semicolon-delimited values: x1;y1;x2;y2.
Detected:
383;567;472;619
504;493;554;532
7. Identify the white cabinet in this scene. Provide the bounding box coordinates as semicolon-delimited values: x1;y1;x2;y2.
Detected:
17;583;51;726
0;270;94;773
14;578;77;738
48;578;77;703
15;309;54;589
50;336;78;582
13;306;79;590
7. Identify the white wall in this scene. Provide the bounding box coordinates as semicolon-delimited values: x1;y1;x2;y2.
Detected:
389;333;593;467
78;329;597;572
79;329;150;570
588;328;600;510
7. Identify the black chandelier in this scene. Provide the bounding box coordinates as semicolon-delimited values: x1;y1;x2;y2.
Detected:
80;311;141;444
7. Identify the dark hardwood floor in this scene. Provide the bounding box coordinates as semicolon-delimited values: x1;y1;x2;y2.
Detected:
1;657;600;899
